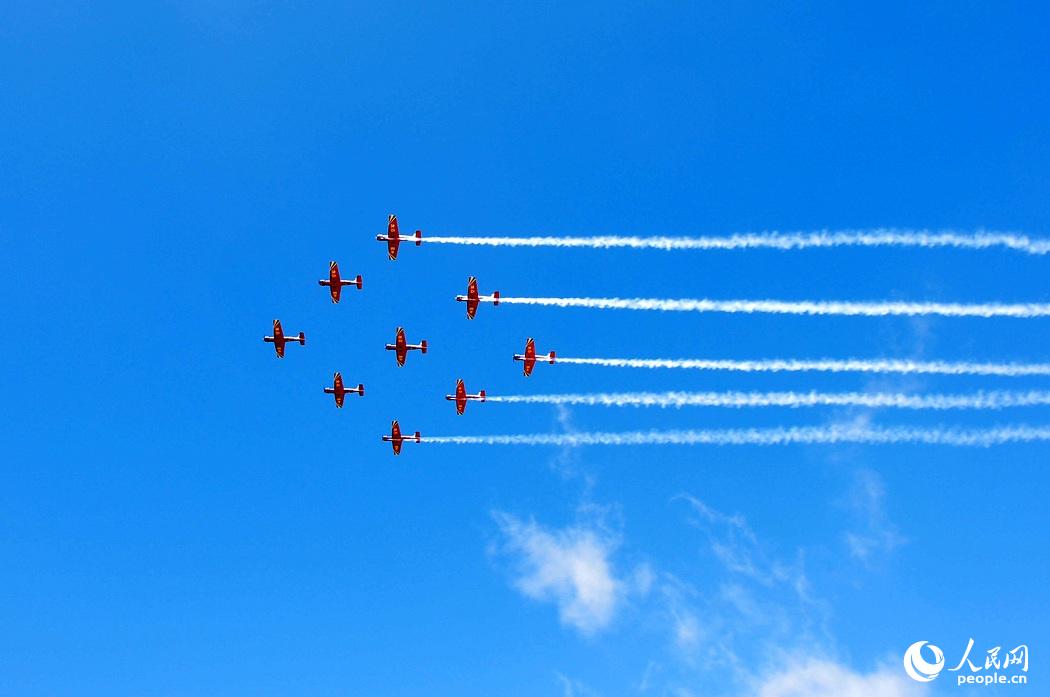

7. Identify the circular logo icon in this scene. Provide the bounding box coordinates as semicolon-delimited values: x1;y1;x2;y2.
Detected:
903;640;945;682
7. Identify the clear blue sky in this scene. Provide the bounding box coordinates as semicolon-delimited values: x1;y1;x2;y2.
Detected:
2;2;1048;696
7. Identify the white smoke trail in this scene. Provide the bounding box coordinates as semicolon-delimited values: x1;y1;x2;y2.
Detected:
422;229;1050;255
485;390;1050;410
421;425;1050;447
491;297;1050;317
553;357;1050;376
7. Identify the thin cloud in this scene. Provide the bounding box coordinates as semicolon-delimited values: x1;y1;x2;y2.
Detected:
555;672;603;697
493;512;622;634
677;494;800;589
750;658;920;697
843;469;906;565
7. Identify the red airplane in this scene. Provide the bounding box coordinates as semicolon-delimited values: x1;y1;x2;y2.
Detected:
382;420;421;455
318;261;362;303
513;337;555;376
323;372;364;408
263;319;305;358
386;326;428;366
375;214;421;260
455;276;500;319
445;379;486;414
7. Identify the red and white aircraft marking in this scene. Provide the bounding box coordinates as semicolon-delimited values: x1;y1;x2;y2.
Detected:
375;214;421;260
455;276;499;319
445;379;486;414
318;261;362;303
382;420;421;455
513;337;555;376
323;372;364;408
386;327;428;366
263;319;305;358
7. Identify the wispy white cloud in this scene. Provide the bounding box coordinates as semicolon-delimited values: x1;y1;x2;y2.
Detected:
632;562;656;598
556;672;603;697
493;512;622;634
635;660;661;692
623;495;836;694
654;574;727;668
548;404;599;492
843;469;906;565
494;490;913;696
749;658;920;697
677;494;810;594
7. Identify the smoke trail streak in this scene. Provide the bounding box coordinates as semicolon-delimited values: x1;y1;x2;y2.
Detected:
490;297;1050;317
485;390;1050;410
422;230;1050;254
553;357;1050;376
421;425;1050;447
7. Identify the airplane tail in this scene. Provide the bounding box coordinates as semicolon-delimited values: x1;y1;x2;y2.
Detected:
357;384;365;396
479;389;486;401
298;332;306;345
355;274;363;289
414;230;422;246
414;431;421;441
549;351;556;364
493;291;500;306
420;340;428;354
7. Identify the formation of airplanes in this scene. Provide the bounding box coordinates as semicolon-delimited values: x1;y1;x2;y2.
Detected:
262;215;557;454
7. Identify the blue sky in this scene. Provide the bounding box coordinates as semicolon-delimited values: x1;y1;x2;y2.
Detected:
2;2;1049;695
